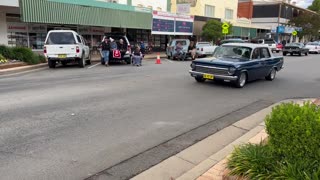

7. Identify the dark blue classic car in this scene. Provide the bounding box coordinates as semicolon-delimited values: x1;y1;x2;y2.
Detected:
189;43;284;88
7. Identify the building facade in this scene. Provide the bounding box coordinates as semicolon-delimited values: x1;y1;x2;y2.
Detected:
244;0;318;42
0;0;171;51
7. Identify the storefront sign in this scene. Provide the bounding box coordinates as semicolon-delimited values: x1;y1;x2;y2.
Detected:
277;26;285;34
91;27;105;35
152;11;194;35
177;4;190;14
29;24;47;33
7;23;28;33
284;27;295;34
177;0;197;7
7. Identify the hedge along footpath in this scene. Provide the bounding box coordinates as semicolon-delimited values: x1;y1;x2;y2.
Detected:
0;45;46;65
227;102;320;179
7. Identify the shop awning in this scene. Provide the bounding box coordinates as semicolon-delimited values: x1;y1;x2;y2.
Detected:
20;0;152;29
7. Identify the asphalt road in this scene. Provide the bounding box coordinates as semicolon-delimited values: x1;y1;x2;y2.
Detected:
1;54;320;180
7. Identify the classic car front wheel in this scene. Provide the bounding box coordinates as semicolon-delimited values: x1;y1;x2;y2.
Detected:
235;72;247;88
195;77;206;82
266;68;276;81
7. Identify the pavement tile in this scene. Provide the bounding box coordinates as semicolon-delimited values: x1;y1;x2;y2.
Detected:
176;126;246;165
176;159;218;180
131;156;194;180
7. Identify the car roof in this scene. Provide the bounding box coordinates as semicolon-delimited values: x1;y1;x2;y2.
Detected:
222;43;270;48
172;39;190;41
48;30;78;34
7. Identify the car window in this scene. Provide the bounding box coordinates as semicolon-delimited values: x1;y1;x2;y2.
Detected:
46;32;76;45
264;40;275;44
261;48;271;58
252;48;261;59
80;36;86;45
307;42;318;46
76;35;82;44
175;41;187;46
213;46;252;60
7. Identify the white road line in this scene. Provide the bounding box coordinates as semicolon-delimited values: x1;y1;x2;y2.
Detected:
87;63;101;69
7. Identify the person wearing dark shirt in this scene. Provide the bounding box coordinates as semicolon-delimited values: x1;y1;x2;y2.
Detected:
118;39;127;58
132;46;143;66
101;38;111;66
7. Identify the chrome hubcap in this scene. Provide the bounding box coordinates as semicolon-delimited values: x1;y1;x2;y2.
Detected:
271;69;276;79
239;74;246;87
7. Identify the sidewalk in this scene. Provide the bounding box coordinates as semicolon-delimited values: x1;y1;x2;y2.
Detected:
131;98;314;180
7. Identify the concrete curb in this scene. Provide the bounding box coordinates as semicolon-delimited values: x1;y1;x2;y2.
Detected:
0;63;48;76
131;98;315;180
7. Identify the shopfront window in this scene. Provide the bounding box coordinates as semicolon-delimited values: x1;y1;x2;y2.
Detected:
7;23;28;47
29;24;47;49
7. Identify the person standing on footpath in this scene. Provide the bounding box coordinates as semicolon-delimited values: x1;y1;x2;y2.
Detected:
101;37;111;67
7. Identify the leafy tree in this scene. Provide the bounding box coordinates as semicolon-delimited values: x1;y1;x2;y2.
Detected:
308;0;320;13
201;20;232;42
289;12;320;38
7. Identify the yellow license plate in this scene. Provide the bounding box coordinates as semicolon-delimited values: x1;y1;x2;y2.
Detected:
58;54;67;58
203;74;214;80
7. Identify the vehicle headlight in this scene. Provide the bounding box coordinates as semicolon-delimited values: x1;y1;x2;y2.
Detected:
228;67;236;75
190;62;196;70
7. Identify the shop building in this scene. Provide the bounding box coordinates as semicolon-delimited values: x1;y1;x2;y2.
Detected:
0;0;173;51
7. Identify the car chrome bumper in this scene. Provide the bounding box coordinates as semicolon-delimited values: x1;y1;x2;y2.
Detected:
189;70;238;81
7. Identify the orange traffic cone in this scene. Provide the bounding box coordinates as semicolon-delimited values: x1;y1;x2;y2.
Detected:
155;53;161;64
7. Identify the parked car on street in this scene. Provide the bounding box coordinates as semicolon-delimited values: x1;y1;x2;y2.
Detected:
258;39;282;53
283;43;309;56
220;39;245;45
100;32;132;64
196;42;217;57
189;43;284;88
305;42;320;54
166;39;190;60
44;30;91;68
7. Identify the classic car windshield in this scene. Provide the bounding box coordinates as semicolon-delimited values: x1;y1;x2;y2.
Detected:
213;46;252;60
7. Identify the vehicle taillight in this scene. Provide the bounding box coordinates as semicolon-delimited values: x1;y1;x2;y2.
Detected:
76;46;80;53
44;46;47;54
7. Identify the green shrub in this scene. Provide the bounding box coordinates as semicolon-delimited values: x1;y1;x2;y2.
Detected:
38;55;46;63
273;159;320;179
227;143;276;179
0;45;14;59
11;47;41;64
265;102;320;161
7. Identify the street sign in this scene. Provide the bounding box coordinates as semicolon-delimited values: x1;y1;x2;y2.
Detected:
292;31;297;36
222;28;229;34
222;22;229;29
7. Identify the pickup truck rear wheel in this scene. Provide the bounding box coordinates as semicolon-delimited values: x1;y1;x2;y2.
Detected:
265;68;276;81
235;72;247;88
86;53;92;65
79;56;85;68
48;60;56;68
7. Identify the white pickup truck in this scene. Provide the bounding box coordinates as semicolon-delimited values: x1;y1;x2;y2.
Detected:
196;42;217;57
44;30;91;68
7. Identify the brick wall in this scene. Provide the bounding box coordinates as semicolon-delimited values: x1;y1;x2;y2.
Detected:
238;1;253;19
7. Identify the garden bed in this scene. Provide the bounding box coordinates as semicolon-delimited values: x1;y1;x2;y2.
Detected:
199;99;320;180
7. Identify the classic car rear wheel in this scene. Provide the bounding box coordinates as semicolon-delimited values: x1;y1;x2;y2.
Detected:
235;72;247;88
266;68;276;81
195;77;206;82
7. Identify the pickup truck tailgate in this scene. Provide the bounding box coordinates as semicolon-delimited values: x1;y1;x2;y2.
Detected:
46;45;77;55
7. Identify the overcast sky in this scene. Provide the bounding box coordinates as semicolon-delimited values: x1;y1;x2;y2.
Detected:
295;0;314;8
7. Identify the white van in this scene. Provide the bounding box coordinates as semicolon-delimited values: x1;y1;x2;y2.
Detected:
44;30;91;68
